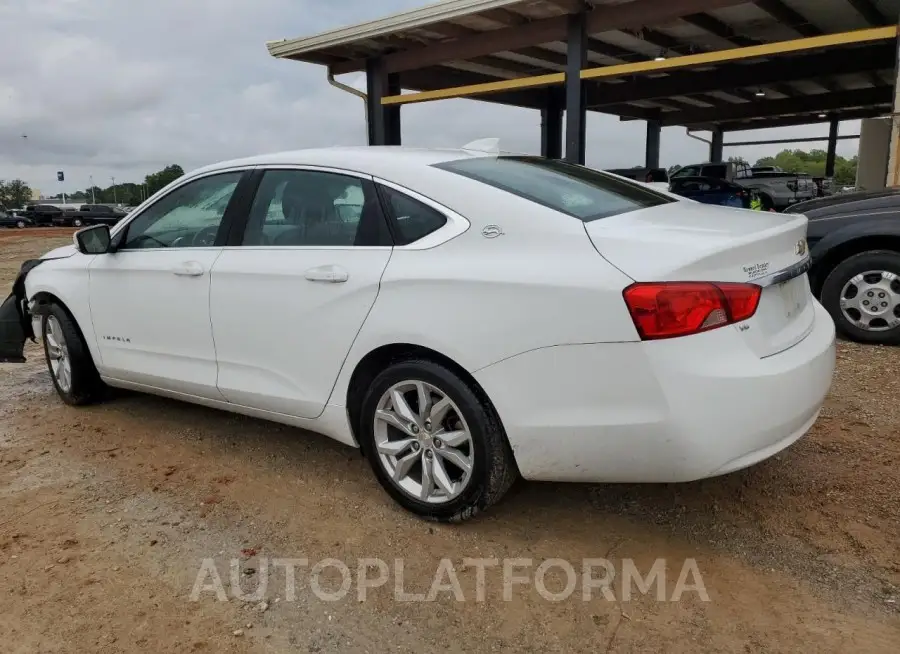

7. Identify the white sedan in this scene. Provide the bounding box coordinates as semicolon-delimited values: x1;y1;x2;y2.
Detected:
9;147;835;521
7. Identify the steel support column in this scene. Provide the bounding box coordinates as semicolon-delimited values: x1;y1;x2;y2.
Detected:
541;89;564;159
825;118;840;177
710;128;724;162
565;10;587;164
366;58;401;146
645;120;661;169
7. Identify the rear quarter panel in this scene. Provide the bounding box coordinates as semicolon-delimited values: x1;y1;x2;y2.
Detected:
327;169;640;407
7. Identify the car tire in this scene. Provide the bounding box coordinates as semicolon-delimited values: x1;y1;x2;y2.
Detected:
73;218;83;227
42;304;106;405
820;249;900;345
358;359;518;522
759;193;776;211
16;220;26;229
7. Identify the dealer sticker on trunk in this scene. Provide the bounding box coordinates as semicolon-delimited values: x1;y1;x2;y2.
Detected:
742;262;770;280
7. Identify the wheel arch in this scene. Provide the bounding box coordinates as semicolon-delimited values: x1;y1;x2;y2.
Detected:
345;342;503;454
810;233;900;296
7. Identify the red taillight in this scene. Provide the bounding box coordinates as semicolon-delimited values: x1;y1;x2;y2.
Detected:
622;282;762;340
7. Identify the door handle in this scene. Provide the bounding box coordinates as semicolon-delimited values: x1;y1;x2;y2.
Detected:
304;264;349;283
171;261;205;277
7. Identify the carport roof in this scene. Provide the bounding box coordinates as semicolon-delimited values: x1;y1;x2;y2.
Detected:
266;0;900;131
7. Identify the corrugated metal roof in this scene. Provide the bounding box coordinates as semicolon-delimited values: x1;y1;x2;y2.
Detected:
266;0;532;59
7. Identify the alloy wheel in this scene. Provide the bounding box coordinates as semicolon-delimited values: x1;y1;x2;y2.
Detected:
46;316;73;393
839;270;900;332
373;380;475;504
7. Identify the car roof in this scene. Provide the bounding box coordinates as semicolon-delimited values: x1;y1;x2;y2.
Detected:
189;146;493;179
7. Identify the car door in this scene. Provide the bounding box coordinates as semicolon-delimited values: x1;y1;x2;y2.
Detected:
88;169;248;398
209;167;395;418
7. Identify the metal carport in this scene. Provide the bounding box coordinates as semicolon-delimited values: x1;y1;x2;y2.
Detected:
266;0;900;183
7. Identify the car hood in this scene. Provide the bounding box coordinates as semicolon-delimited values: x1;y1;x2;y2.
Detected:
42;244;77;259
787;189;900;217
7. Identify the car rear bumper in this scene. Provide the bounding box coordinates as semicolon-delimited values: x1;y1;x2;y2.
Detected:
473;300;836;483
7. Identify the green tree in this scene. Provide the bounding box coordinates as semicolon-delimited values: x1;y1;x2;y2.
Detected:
0;179;33;209
752;148;857;186
144;165;184;196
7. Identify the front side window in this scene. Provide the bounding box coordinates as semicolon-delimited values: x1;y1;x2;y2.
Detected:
241;169;391;247
121;172;242;249
434;156;672;222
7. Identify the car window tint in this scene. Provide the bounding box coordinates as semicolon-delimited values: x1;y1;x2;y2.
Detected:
241;170;391;247
434;156;672;222
378;186;447;245
122;172;241;249
701;164;728;179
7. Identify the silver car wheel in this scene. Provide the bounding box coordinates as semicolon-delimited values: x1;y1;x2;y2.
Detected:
839;270;900;332
45;316;72;393
373;380;475;504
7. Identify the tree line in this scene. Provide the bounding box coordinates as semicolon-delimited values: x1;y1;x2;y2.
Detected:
0;164;184;209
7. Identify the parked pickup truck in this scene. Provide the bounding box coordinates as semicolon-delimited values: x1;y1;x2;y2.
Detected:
53;204;129;227
670;161;816;211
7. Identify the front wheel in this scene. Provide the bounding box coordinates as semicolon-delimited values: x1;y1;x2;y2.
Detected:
16;220;26;229
72;218;83;227
820;250;900;345
42;304;106;405
358;360;517;522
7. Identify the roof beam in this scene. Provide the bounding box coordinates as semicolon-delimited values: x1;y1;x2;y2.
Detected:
331;0;746;74
624;27;754;103
584;44;895;106
714;107;888;131
846;0;889;26
654;86;892;125
753;0;820;37
681;12;825;95
380;26;899;106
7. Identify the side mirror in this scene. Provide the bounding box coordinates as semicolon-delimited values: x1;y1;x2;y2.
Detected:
74;224;111;255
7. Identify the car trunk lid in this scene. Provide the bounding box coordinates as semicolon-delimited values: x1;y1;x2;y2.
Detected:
584;202;813;357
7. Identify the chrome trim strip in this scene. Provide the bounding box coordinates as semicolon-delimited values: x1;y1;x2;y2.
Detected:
753;256;812;287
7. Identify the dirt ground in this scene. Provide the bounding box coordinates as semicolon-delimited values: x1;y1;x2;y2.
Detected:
1;228;898;653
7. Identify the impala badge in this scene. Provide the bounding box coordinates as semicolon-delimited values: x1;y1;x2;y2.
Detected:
482;225;504;239
795;238;808;256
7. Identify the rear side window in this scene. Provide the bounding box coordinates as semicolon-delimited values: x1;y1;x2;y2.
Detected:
433;156;672;222
379;186;447;244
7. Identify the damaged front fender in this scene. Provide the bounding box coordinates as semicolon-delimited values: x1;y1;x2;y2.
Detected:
0;259;48;363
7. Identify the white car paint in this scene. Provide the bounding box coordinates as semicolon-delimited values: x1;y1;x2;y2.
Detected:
25;146;836;483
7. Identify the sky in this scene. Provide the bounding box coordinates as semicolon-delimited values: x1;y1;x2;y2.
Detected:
0;0;864;197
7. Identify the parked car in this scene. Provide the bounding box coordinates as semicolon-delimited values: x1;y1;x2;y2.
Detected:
785;189;900;344
73;204;129;226
668;176;750;208
0;209;33;228
671;161;816;211
0;148;835;521
24;204;64;226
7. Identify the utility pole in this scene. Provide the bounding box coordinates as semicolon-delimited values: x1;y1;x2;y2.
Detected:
111;176;117;204
89;175;96;204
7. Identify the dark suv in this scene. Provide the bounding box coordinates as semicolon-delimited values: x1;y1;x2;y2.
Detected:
24;205;63;226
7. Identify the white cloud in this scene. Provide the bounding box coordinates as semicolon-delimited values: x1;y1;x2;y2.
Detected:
0;0;863;196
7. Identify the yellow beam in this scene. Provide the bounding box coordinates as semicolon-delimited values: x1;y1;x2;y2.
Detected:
381;25;899;106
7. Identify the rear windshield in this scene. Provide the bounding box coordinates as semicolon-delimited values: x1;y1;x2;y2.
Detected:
433;156;673;222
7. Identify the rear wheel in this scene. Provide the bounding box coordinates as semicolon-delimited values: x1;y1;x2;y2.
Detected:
16;220;26;229
42;304;106;405
820;250;900;345
72;218;84;227
358;359;517;522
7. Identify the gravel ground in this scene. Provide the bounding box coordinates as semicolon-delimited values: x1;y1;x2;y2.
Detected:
1;230;898;653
